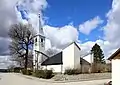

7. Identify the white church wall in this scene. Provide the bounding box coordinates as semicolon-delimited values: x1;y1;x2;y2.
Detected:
33;35;45;69
33;36;45;53
62;43;74;73
33;36;39;51
45;38;51;50
42;65;62;73
74;43;80;69
112;59;120;85
33;50;36;67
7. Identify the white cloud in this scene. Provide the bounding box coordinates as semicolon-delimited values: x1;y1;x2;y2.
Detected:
0;55;13;69
44;25;79;49
0;0;20;69
0;0;18;38
103;0;120;54
79;16;103;35
78;39;118;62
0;0;48;68
15;0;48;33
79;0;120;62
0;37;11;56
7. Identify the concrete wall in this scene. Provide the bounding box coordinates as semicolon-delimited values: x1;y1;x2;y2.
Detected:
62;43;74;73
74;43;80;69
62;43;81;73
112;59;120;85
33;36;45;69
81;64;90;73
42;65;62;73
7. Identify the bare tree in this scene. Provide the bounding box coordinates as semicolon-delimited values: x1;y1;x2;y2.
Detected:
27;51;33;68
45;48;60;57
8;23;35;69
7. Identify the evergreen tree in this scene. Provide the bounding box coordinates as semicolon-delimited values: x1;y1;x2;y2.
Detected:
91;43;105;64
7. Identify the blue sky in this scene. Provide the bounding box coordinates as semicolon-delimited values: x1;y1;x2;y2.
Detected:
43;0;112;43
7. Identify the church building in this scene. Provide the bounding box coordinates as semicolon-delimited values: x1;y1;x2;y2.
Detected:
33;14;91;73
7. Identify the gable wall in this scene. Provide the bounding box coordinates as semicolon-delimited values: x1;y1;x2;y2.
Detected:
62;43;74;73
74;43;80;69
112;59;120;85
42;65;62;73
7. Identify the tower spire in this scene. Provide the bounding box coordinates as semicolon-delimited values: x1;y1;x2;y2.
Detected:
38;13;43;35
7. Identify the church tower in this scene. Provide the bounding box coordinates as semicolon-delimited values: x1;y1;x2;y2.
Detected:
33;13;45;70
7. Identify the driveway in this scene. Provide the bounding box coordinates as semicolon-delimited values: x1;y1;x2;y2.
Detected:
0;73;110;85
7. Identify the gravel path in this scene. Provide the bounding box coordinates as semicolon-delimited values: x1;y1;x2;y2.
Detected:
0;73;110;85
52;73;111;81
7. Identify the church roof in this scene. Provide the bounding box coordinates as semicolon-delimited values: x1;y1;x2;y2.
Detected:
73;42;81;50
34;34;46;38
80;58;91;65
108;48;120;60
41;52;63;66
41;42;81;66
63;42;81;50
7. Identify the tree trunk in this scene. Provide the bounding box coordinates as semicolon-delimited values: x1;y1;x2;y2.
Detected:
25;45;28;70
25;55;28;69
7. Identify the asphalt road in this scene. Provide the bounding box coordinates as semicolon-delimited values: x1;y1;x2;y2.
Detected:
0;73;110;85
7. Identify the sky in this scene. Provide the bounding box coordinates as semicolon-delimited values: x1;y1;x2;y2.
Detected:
0;0;120;68
44;0;112;41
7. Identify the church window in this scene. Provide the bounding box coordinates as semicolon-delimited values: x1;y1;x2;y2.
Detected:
35;38;37;42
35;38;37;46
41;38;43;42
41;38;44;47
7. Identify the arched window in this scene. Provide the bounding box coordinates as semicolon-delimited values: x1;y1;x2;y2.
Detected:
41;38;44;47
35;38;37;46
35;38;37;42
41;38;43;42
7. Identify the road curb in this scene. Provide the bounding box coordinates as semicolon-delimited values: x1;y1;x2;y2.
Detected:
16;73;111;83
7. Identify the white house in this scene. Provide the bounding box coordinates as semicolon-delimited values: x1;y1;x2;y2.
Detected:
108;48;120;85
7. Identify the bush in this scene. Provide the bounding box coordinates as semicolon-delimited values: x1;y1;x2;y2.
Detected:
21;69;27;74
14;67;20;73
34;70;44;78
27;70;33;75
64;68;81;75
21;69;32;75
34;70;53;79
